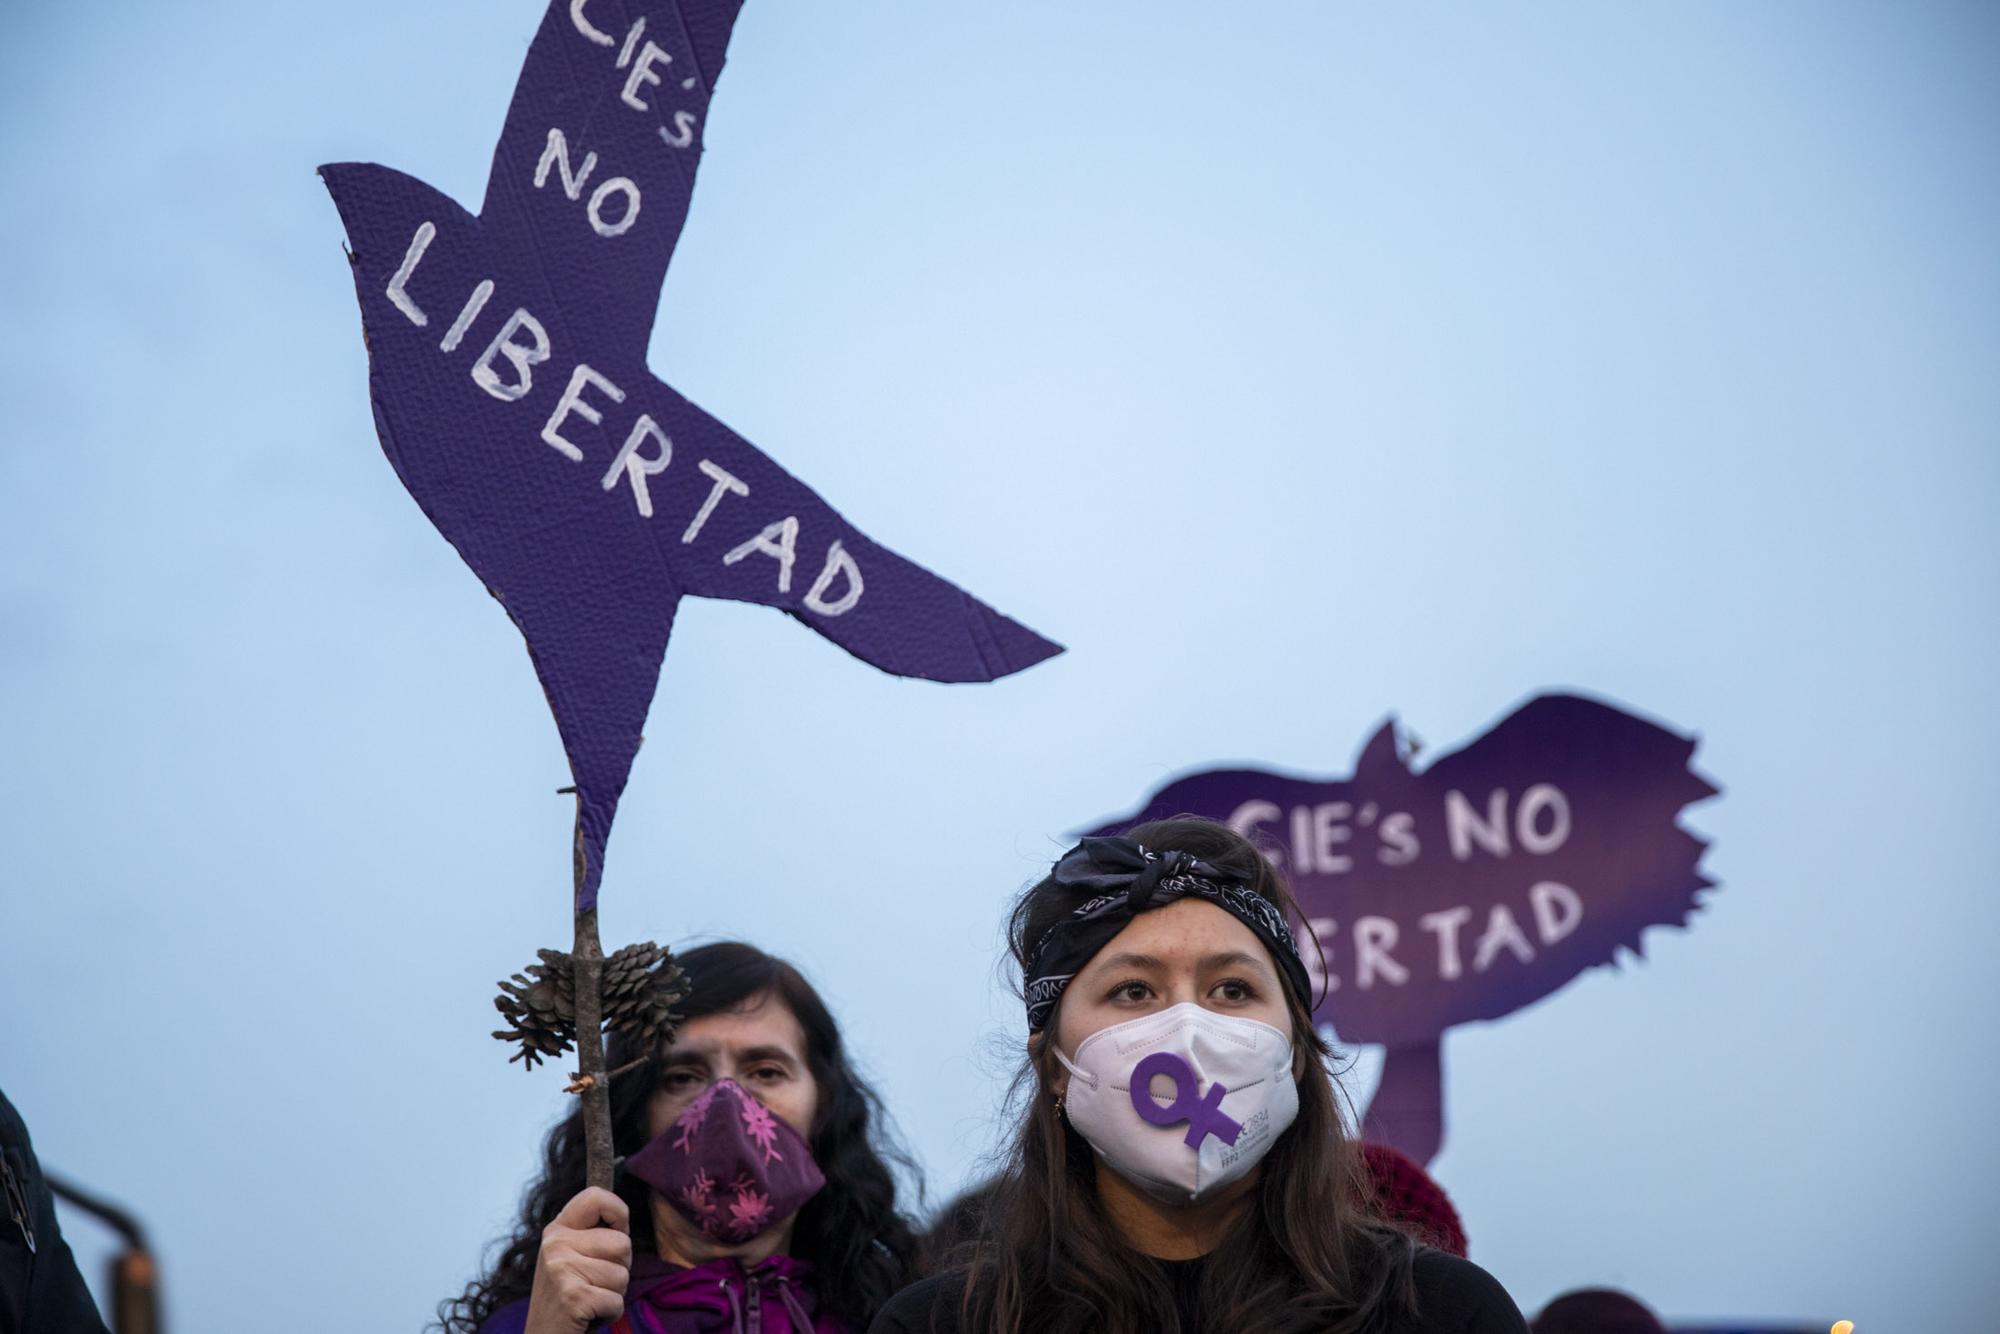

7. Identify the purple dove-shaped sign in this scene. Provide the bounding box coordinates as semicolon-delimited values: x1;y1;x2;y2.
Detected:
1089;693;1719;1164
318;0;1061;908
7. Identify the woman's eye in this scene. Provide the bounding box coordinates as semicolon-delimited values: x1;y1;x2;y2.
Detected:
1213;978;1256;1003
662;1070;703;1091
1109;980;1152;1003
749;1066;787;1083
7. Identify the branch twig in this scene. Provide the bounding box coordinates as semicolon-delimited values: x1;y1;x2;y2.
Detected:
571;811;614;1191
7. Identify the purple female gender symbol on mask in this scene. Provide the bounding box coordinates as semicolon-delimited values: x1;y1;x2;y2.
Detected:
1130;1052;1243;1150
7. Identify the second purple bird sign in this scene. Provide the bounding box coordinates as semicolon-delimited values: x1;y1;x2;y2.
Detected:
319;0;1060;1184
1090;694;1719;1164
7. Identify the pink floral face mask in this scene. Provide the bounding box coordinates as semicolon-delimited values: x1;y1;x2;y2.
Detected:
624;1078;826;1244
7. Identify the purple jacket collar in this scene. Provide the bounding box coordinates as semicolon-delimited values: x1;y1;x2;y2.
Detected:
479;1253;844;1334
624;1252;839;1333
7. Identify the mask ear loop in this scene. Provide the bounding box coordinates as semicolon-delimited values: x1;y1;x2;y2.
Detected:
1047;1037;1097;1117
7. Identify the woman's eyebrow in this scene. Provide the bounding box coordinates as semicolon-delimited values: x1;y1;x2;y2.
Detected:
1086;951;1167;975
1202;950;1275;976
659;1048;713;1069
733;1044;801;1068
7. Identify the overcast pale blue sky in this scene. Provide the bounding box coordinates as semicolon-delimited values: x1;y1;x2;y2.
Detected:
2;2;1996;1330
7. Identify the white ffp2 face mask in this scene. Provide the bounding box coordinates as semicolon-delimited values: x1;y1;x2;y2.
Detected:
1052;1002;1300;1205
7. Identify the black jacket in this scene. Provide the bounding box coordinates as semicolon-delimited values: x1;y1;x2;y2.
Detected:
1;1090;108;1334
870;1248;1529;1334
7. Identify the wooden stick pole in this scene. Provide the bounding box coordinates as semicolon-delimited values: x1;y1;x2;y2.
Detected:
572;815;615;1191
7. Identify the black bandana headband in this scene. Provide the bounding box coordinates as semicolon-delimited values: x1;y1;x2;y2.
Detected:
1023;836;1314;1031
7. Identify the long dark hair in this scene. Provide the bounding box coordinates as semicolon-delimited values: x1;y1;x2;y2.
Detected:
437;941;921;1333
958;818;1420;1334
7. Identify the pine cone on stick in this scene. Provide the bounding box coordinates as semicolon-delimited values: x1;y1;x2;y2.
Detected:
493;949;579;1069
604;942;687;1053
492;943;684;1070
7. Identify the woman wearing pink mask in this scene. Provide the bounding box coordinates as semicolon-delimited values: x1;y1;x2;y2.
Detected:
441;942;920;1334
871;819;1527;1334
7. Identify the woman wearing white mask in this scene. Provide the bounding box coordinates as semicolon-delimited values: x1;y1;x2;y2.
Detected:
870;819;1527;1334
